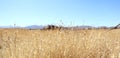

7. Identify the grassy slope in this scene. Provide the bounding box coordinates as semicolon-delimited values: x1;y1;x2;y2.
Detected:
0;29;120;58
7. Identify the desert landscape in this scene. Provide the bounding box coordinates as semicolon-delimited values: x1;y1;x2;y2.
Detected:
0;28;120;58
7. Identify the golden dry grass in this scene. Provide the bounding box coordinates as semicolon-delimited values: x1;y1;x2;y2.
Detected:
0;28;120;58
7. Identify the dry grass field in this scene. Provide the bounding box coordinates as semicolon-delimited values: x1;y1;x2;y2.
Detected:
0;28;120;58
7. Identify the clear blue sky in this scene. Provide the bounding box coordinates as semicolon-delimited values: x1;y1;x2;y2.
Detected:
0;0;120;27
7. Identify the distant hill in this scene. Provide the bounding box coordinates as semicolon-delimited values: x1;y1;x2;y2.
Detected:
0;25;44;29
0;25;98;29
70;25;95;29
78;26;95;29
0;26;21;28
24;25;44;29
0;24;120;29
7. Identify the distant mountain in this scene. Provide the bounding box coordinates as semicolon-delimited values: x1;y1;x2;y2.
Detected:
0;25;94;29
0;26;22;28
79;26;95;28
72;25;95;29
0;25;44;29
1;24;120;29
0;26;10;28
24;25;44;29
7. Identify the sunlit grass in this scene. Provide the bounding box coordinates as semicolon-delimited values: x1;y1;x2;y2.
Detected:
0;29;120;58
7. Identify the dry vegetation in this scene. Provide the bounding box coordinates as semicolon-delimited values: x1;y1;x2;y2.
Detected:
0;28;120;58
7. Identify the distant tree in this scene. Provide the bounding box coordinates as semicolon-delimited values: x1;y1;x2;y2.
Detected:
44;25;61;30
14;24;16;28
113;24;120;29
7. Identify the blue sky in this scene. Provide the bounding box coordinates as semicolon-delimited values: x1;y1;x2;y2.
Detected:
0;0;120;27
